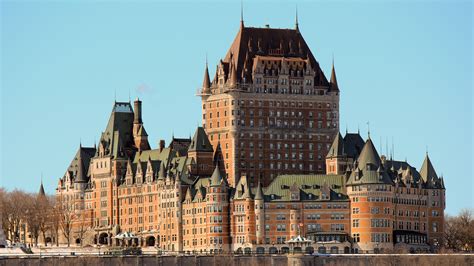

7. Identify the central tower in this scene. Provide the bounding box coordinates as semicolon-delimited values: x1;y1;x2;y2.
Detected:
198;20;340;187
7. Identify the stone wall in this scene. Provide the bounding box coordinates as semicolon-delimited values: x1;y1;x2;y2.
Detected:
1;254;472;266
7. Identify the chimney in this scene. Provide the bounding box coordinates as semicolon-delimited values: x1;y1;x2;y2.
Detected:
159;140;165;152
134;98;142;124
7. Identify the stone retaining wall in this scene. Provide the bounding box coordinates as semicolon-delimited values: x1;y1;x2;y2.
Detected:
1;254;472;266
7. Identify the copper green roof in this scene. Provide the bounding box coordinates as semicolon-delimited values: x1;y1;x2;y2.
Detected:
262;174;348;201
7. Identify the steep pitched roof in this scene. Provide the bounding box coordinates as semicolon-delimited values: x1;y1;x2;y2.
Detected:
419;154;444;189
357;138;381;167
327;132;344;158
343;133;365;159
64;146;96;184
218;24;329;87
189;127;213;152
99;102;135;159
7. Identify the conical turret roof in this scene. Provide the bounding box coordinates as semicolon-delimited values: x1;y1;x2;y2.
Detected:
202;63;211;92
210;165;222;186
420;154;438;183
357;138;381;168
254;181;264;200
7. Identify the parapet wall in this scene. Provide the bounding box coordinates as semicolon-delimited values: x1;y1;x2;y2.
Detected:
1;254;473;266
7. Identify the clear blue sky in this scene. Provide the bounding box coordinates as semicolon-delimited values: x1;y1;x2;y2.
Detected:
1;1;472;215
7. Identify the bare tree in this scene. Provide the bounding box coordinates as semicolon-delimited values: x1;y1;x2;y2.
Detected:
74;210;89;247
23;193;41;247
57;194;74;247
444;209;474;252
49;196;60;247
37;193;51;246
5;190;30;243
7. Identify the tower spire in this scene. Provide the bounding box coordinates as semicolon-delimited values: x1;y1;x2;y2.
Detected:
330;56;339;91
367;121;370;139
295;5;299;31
240;0;244;27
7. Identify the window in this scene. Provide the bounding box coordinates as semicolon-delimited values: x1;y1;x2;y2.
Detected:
353;219;359;228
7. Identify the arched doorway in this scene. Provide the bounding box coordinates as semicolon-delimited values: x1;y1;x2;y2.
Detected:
45;237;52;244
244;247;252;255
318;246;326;254
269;247;278;254
75;238;81;245
235;248;243;254
344;246;350;254
293;247;302;253
146;236;155;247
330;246;339;254
256;247;265;254
305;246;314;254
98;233;108;245
281;247;289;254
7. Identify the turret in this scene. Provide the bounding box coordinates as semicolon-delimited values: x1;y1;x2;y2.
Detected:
202;62;211;94
254;181;265;244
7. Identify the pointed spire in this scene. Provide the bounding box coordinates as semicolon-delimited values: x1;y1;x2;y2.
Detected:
327;132;344;158
420;153;438;183
230;61;238;87
202;56;211;93
330;56;339;91
367;121;370;139
240;0;244;28
38;178;46;197
295;5;299;31
210;165;222;186
158;161;166;180
254;180;264;200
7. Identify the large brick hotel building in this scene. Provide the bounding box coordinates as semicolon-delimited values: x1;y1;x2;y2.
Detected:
55;19;445;254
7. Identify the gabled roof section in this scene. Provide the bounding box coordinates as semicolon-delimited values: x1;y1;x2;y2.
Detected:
189;127;213;152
